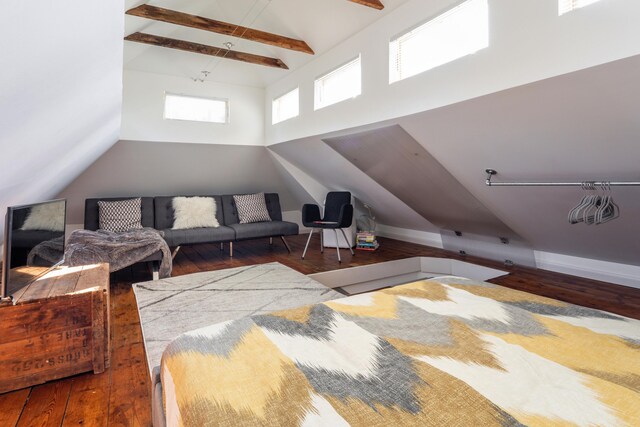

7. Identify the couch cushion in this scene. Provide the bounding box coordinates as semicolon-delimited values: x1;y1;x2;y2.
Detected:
265;193;283;221
161;226;235;247
229;221;298;240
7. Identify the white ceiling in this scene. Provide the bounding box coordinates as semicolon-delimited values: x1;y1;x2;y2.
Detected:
124;0;409;87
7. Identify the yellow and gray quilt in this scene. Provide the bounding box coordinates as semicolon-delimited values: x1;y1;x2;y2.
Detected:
161;276;640;426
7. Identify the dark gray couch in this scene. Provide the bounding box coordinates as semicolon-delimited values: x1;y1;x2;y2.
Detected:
84;193;298;260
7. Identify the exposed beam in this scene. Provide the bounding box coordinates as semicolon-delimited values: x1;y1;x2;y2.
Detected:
348;0;385;10
126;5;314;55
124;32;289;69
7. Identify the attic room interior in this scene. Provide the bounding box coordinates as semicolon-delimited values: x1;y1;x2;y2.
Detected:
2;0;640;425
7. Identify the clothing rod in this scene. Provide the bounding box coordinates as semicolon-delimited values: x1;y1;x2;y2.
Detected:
484;169;640;187
486;181;640;187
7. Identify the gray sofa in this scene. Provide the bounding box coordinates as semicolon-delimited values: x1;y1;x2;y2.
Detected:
84;193;298;260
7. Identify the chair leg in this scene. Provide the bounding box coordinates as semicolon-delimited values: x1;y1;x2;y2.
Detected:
229;241;233;257
301;229;314;259
340;228;355;255
333;229;342;263
320;229;324;253
172;246;181;259
280;236;292;253
269;237;273;245
220;242;224;251
151;261;160;281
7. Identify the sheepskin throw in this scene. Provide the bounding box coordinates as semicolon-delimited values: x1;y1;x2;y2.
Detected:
21;201;65;232
172;197;220;230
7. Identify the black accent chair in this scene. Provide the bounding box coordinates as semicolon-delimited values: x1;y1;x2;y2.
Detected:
301;191;354;263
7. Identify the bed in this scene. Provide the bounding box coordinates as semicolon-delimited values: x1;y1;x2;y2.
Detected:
157;276;640;426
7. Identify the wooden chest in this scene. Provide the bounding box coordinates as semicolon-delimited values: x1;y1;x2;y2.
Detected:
0;263;110;394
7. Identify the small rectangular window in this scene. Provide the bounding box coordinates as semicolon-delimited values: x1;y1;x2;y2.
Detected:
314;56;362;110
272;88;300;124
559;0;602;15
164;93;228;124
389;0;489;84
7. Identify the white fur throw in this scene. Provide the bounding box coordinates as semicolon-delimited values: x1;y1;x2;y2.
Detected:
172;197;220;230
21;201;65;232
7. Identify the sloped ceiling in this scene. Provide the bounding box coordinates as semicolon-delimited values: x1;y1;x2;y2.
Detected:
269;138;436;231
324;125;517;237
270;55;640;266
123;0;410;87
0;2;124;241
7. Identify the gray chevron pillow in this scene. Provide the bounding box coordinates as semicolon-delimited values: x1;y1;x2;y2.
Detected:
98;198;143;232
233;193;272;224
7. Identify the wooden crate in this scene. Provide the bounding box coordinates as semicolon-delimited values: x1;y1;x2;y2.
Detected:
0;263;110;394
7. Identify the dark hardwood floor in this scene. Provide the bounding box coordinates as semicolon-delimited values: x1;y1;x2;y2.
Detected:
1;234;639;426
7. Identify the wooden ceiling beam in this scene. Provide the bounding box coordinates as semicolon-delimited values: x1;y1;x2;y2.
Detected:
124;32;289;69
126;4;314;55
348;0;385;10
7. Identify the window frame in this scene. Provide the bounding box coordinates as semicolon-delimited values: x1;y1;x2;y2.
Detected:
314;55;362;111
271;87;300;125
388;0;489;84
558;0;602;15
163;92;230;124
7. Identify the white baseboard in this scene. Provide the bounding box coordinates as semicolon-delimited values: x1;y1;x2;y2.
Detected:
534;251;640;290
375;224;443;249
375;224;640;290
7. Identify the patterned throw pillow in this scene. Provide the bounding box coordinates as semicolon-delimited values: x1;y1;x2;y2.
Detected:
233;193;272;224
98;198;143;232
172;197;220;230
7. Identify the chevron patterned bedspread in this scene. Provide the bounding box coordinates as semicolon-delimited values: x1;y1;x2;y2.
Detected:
161;276;640;426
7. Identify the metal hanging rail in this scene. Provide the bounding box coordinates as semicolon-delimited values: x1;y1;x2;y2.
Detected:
484;169;640;187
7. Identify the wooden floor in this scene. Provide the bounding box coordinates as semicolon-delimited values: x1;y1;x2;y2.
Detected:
2;234;639;426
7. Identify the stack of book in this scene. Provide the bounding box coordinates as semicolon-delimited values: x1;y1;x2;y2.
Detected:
356;232;379;251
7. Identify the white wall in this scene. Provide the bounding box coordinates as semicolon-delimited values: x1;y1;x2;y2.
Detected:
58;140;316;224
0;1;125;240
265;0;640;145
122;69;265;146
